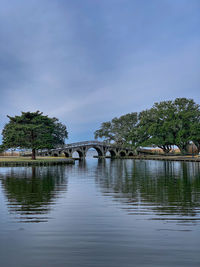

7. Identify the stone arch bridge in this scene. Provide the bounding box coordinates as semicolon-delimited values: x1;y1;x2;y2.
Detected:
38;141;135;159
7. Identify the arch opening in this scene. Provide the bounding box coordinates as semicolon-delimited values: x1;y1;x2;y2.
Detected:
64;152;70;158
106;150;116;158
119;151;126;157
86;147;103;158
128;152;134;156
72;150;84;158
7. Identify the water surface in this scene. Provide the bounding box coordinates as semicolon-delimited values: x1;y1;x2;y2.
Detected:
0;159;200;266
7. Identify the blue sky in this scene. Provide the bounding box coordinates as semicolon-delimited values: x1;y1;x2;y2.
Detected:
0;0;199;143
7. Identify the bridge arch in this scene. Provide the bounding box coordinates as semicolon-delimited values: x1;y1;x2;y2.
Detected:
72;150;84;158
85;146;104;157
119;150;126;157
106;150;117;158
64;151;71;157
52;150;63;157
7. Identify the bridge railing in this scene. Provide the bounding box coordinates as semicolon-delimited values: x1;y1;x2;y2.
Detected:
63;141;132;149
64;140;104;147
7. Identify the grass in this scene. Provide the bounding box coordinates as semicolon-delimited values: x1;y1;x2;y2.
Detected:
0;156;74;166
0;156;69;161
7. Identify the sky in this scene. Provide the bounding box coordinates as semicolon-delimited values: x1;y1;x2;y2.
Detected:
0;0;199;143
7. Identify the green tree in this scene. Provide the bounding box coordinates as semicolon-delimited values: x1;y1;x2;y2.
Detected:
189;121;200;153
1;111;68;159
94;113;138;146
172;98;200;154
137;98;200;154
138;101;175;153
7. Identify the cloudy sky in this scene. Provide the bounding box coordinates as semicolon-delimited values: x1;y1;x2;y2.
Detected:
0;0;199;142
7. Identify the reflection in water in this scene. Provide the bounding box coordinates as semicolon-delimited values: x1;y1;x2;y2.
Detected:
95;160;200;222
0;166;68;223
1;160;200;224
0;159;200;267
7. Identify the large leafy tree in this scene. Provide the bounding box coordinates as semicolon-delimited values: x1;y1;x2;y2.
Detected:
172;98;200;154
137;98;200;154
1;111;68;159
94;112;138;146
138;101;175;153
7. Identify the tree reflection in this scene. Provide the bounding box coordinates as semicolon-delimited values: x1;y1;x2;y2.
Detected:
95;160;200;220
0;166;68;223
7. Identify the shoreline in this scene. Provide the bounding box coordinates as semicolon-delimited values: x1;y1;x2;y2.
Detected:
1;155;200;166
94;155;200;162
117;155;200;162
0;157;75;166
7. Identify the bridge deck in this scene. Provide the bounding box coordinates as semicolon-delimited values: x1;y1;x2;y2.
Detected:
38;140;133;153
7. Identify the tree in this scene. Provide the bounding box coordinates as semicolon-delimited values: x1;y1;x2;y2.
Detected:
1;111;68;159
94;113;138;146
188;119;200;153
138;101;175;153
137;98;200;154
171;98;200;154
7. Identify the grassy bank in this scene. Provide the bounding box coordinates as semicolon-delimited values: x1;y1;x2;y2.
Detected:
95;154;200;162
0;156;75;166
125;155;200;162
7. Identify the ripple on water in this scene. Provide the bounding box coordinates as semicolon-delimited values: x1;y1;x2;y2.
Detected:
0;160;200;267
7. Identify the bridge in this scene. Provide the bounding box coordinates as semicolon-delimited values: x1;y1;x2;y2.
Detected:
38;140;136;159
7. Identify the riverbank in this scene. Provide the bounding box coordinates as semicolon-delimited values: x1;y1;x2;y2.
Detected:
0;157;75;166
122;155;200;162
94;155;200;162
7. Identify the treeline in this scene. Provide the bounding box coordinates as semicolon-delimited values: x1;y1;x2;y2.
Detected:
94;98;200;154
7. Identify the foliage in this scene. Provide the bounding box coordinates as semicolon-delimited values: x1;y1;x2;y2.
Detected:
172;98;200;153
94;113;138;146
0;144;4;153
0;166;66;222
94;98;200;155
138;100;176;153
138;98;200;153
190;122;200;152
1;111;68;159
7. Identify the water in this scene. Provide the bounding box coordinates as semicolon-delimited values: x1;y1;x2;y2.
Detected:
0;159;200;267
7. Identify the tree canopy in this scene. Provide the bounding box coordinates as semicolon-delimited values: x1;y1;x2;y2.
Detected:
138;98;200;153
1;111;68;159
94;113;138;146
139;98;200;154
94;98;200;154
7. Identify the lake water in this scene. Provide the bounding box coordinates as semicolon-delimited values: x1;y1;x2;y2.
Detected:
0;158;200;267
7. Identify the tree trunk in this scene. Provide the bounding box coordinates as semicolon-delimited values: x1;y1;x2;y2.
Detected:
197;144;200;154
32;148;36;160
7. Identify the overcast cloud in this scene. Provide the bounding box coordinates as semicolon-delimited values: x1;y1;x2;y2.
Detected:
0;0;199;142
